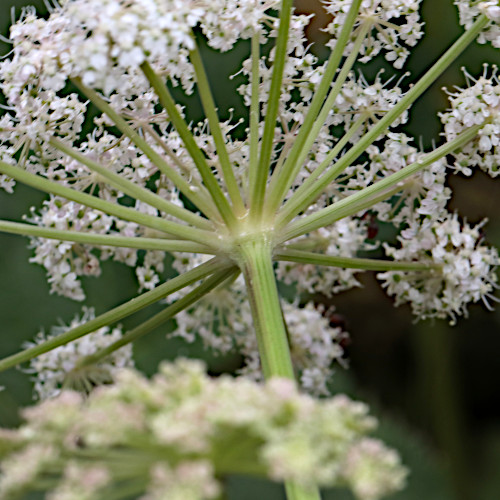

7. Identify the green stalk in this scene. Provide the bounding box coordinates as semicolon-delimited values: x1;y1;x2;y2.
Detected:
249;0;293;222
282;113;366;196
265;11;368;214
275;248;442;272
0;220;215;254
0;258;230;372
279;123;483;241
277;14;490;223
238;237;294;379
285;483;322;500
71;77;220;222
248;32;261;198
140;62;238;230
0;160;219;247
190;42;246;216
76;267;238;367
49;137;213;230
237;236;323;500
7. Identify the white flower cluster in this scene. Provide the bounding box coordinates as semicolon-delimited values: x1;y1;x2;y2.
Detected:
25;307;133;399
363;133;451;224
439;66;500;177
378;214;499;323
0;359;407;500
454;1;500;47
171;272;347;395
324;0;424;68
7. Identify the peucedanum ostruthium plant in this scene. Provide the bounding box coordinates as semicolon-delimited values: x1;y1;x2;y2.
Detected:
0;0;499;499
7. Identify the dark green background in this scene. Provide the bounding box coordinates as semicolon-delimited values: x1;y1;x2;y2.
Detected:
0;1;499;499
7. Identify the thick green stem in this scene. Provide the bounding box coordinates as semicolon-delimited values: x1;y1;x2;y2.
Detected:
0;220;215;254
71;77;219;221
0;160;219;247
140;61;238;230
49;137;213;230
277;14;490;222
0;258;230;372
238;237;294;379
238;235;323;500
190;42;246;216
77;267;238;367
249;0;293;222
285;483;322;500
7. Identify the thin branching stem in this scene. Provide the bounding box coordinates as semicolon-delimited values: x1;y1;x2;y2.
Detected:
190;40;246;216
0;160;220;247
0;257;231;372
0;220;215;254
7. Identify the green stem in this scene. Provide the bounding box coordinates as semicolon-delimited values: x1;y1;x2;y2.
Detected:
71;77;220;222
265;11;368;214
49;137;213;230
140;62;238;230
279;123;483;241
0;258;230;372
277;14;490;223
275;248;442;272
238;234;323;500
0;160;220;247
248;32;261;199
249;0;293;223
77;267;238;367
285;483;322;500
238;236;294;379
190;41;246;216
282;113;366;200
0;220;215;254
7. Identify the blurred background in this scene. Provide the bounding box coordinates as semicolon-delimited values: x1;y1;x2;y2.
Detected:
0;1;499;499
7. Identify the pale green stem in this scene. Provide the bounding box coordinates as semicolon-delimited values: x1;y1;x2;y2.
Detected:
0;160;220;247
248;32;261;199
190;42;246;216
76;267;238;367
249;0;293;223
71;77;220;222
275;248;442;272
285;483;322;500
237;237;294;379
0;220;215;254
238;236;323;500
0;257;230;372
49;137;213;231
140;61;238;230
265;15;369;215
283;114;366;196
277;14;490;223
279;123;483;241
